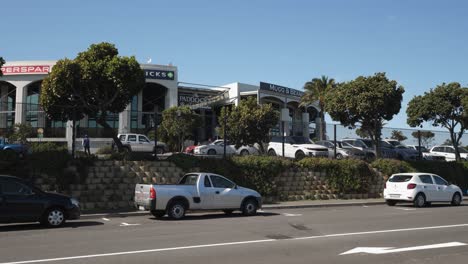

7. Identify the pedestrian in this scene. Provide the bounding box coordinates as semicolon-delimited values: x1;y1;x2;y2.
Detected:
82;134;91;155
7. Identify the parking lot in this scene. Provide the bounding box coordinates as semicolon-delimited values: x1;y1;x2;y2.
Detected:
1;204;468;264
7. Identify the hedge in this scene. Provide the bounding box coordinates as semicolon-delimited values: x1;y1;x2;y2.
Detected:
297;158;375;194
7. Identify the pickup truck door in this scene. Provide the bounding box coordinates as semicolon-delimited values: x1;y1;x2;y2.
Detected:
198;175;216;209
209;175;243;209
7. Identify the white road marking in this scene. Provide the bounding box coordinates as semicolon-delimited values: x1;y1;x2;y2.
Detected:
102;218;110;221
340;242;467;255
362;205;369;208
395;208;416;211
282;213;302;217
3;223;468;264
119;222;140;227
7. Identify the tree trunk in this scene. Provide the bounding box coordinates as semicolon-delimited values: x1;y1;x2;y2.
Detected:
96;114;124;152
374;120;382;159
450;130;460;162
318;111;325;140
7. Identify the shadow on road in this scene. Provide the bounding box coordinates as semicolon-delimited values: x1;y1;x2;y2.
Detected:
150;212;279;221
396;203;468;208
0;221;104;232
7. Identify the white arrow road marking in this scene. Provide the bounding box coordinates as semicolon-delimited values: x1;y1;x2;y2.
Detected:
101;218;110;221
282;213;302;217
120;222;140;227
340;242;467;255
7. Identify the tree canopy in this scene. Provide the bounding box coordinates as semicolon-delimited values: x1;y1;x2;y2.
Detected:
407;82;468;161
325;72;404;157
300;76;336;140
159;106;199;152
0;57;5;77
411;131;435;148
390;130;407;142
40;42;145;150
219;97;279;153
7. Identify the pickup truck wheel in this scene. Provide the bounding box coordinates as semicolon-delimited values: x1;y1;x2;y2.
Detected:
267;149;277;156
155;147;164;155
168;202;186;220
207;149;217;155
223;210;234;215
151;210;166;218
41;207;66;227
242;199;258;216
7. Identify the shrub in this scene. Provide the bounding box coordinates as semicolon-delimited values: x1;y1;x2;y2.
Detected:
95;146;113;155
30;142;68;153
298;158;374;194
371;159;415;177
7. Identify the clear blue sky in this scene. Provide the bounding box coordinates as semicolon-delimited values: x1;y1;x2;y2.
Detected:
2;0;468;131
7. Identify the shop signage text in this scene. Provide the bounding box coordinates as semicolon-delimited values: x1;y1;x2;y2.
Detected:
1;65;52;75
178;93;210;106
259;82;304;97
144;70;175;80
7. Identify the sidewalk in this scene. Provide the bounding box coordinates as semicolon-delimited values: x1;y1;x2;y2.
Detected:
80;198;386;220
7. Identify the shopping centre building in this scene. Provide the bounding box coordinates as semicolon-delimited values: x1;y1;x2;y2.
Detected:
0;61;320;149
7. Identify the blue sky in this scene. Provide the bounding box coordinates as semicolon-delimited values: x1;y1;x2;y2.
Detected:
2;0;468;132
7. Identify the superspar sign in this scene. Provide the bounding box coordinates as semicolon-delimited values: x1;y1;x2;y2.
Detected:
1;65;52;75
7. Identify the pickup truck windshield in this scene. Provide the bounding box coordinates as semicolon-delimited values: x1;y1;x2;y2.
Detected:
179;174;199;185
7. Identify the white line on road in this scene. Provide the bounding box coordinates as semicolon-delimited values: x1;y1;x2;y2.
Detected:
101;218;110;221
394;208;416;211
119;222;140;227
340;242;467;255
282;213;302;217
2;223;468;264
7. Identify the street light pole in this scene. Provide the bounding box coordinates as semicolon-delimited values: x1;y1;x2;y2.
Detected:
223;114;227;159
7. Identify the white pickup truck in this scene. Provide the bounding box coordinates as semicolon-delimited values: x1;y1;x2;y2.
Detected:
134;173;262;220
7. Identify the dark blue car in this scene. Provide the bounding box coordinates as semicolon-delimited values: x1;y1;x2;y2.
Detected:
0;175;80;227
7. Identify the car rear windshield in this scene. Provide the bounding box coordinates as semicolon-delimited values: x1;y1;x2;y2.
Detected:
389;175;413;182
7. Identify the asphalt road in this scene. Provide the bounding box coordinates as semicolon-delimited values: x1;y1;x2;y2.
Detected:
1;203;468;264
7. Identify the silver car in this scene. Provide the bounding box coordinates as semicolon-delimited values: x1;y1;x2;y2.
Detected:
316;140;367;160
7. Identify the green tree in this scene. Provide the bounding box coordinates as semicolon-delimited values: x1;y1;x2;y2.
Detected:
219;97;279;153
411;131;435;148
159;106;199;152
300;76;336;140
407;82;468;161
40;42;145;151
325;72;404;158
9;123;34;144
0;57;5;77
390;130;407;142
355;128;371;139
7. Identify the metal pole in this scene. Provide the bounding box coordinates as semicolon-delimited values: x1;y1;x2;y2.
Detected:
71;110;76;159
282;121;285;157
154;105;158;160
418;130;422;160
223;115;227;159
334;124;337;159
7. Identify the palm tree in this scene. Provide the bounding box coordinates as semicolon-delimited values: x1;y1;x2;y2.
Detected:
300;75;336;140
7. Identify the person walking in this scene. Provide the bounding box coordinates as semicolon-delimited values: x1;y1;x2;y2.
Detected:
82;134;91;156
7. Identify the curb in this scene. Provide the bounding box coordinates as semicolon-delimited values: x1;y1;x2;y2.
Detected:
80;200;386;220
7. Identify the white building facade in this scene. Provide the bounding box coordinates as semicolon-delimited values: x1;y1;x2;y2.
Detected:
0;61;320;150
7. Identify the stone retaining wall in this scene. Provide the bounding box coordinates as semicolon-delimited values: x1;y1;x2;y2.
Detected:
32;161;385;211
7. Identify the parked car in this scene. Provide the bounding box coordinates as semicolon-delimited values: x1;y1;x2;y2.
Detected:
406;145;446;161
0;138;30;158
267;136;328;159
361;139;398;159
134;172;262;220
340;139;376;160
430;145;468;161
184;145;197;154
382;139;419;160
384;173;463;207
315;140;366;160
194;139;259;156
0;175;81;227
117;133;167;154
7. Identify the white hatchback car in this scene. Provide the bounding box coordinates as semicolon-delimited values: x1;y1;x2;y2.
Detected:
384;173;463;207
